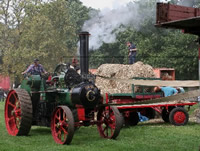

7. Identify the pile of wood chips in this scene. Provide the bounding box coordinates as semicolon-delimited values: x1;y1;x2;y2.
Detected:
95;61;156;94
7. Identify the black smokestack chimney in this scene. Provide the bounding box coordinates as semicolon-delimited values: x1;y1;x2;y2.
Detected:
79;31;90;77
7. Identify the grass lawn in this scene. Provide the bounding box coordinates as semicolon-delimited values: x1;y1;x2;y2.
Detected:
1;101;200;151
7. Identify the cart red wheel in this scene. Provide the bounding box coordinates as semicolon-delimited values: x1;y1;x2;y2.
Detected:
4;89;32;136
97;106;123;139
51;106;74;145
169;107;188;126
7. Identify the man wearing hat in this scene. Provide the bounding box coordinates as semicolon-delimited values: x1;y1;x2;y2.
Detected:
22;59;47;75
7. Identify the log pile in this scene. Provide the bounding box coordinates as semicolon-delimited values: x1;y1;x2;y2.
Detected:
95;61;156;94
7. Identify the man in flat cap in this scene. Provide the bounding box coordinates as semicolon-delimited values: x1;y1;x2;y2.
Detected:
22;58;47;75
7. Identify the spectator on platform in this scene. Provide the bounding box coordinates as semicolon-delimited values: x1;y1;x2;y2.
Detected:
127;41;137;64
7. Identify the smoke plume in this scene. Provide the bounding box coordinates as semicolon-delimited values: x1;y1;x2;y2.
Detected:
178;0;195;7
82;0;158;50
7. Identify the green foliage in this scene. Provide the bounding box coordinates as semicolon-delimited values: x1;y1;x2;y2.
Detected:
0;0;89;82
68;0;90;32
0;0;199;82
89;0;199;80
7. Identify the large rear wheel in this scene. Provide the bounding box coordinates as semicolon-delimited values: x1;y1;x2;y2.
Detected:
4;89;32;136
97;106;123;139
51;106;74;145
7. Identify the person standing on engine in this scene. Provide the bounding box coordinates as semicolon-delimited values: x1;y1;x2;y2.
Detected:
127;41;137;64
22;58;47;75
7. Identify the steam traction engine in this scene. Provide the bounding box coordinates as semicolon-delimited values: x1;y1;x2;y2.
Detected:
4;32;123;145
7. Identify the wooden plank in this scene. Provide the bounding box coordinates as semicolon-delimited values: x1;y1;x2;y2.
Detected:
96;74;200;87
168;11;195;18
156;3;200;23
122;79;199;87
117;102;197;109
169;4;196;13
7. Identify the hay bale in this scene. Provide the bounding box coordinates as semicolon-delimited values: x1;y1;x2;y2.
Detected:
95;61;156;94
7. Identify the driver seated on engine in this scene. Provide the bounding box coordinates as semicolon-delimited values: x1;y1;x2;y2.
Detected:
22;58;48;76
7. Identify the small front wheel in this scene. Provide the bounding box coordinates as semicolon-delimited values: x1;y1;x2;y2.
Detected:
97;106;123;139
51;106;74;145
169;107;189;126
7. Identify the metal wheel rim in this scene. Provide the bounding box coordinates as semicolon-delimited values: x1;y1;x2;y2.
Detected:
97;107;116;138
5;90;21;136
51;107;70;144
173;111;186;124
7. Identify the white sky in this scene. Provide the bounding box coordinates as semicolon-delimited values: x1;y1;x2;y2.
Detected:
80;0;134;10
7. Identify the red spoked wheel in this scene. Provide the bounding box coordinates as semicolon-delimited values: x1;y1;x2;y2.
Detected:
97;106;123;139
4;89;32;136
51;106;74;145
169;107;189;126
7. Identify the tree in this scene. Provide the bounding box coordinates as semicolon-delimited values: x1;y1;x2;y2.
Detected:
1;0;90;82
89;0;199;80
0;0;30;77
